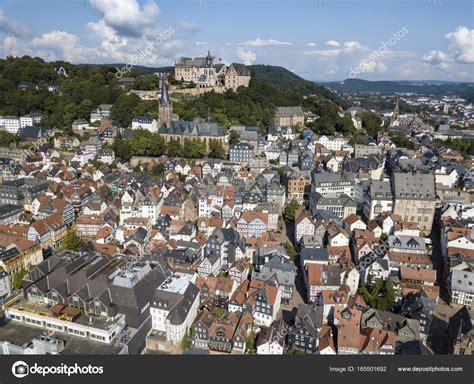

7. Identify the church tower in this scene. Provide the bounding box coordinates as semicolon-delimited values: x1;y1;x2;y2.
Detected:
158;74;173;128
390;97;400;127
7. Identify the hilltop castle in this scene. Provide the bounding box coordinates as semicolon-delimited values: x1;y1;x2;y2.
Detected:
174;50;251;90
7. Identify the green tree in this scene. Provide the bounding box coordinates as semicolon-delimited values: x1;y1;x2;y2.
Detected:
149;163;165;178
246;331;256;355
359;111;382;137
128;129;166;156
208;139;227;159
284;240;297;261
180;329;193;352
12;267;29;290
358;278;396;311
110;93;141;127
61;231;83;250
0;131;18;147
183;139;206;159
229;130;240;145
112;136;132;161
335;114;355;135
310;116;335;135
390;132;415;150
283;199;300;222
212;306;226;319
167;139;183;157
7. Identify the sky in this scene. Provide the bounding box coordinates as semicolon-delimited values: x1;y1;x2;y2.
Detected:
0;0;473;81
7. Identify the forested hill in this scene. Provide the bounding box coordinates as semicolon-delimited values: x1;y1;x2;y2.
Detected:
0;56;354;134
249;64;350;108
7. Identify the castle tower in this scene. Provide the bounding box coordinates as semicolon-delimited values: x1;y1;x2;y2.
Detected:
205;50;213;68
158;74;172;128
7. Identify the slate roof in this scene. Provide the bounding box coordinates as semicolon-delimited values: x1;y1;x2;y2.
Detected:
159;120;226;137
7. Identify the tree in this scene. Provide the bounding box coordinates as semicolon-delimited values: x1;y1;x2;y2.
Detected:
359;111;382;137
12;267;28;290
183;139;206;159
208;139;227;159
212;306;226;319
61;231;83;250
358;278;396;311
310;116;335;135
390;132;415;150
110;93;141;127
283;199;300;222
149;163;165;178
335;114;355;135
127;129;166;157
180;329;193;352
246;331;256;355
167;139;183;157
284;240;297;261
112;136;132;161
0;131;17;147
229;129;240;145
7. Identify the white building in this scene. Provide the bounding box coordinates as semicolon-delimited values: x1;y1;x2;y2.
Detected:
0;116;21;134
132;116;158;132
363;180;393;220
448;269;474;307
150;272;200;345
315;134;350;151
20;113;42;128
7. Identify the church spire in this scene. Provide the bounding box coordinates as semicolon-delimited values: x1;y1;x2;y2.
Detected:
390;96;400;127
160;73;170;107
158;73;172;128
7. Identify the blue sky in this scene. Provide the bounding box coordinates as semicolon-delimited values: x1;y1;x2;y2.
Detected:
0;0;473;81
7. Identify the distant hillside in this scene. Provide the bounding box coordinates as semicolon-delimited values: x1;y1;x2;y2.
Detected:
80;63;173;75
325;78;474;101
250;64;349;107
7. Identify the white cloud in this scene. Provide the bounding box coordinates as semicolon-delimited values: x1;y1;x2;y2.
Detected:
33;31;79;50
195;41;208;46
445;26;474;64
303;49;340;57
422;49;453;68
236;46;256;65
343;41;364;53
179;20;199;33
307;42;317;47
242;38;292;46
325;39;340;47
0;36;18;54
359;60;388;73
0;10;31;37
304;40;365;58
89;0;160;37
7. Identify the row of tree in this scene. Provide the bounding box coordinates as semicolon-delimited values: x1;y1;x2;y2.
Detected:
112;128;227;161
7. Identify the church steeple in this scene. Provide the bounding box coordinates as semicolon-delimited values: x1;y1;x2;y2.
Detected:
158;73;172;128
160;74;170;107
390;97;400;127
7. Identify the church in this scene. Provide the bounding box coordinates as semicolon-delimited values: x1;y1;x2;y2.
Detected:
158;75;228;151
